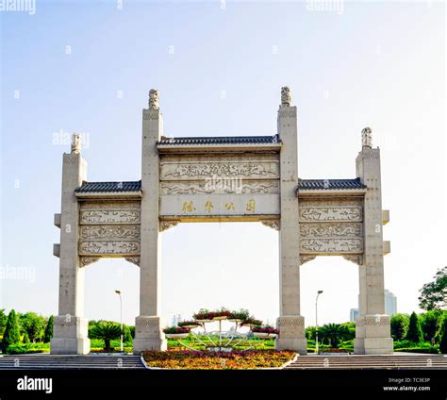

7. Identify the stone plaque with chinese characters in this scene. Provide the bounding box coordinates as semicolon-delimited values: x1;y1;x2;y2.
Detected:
159;153;280;220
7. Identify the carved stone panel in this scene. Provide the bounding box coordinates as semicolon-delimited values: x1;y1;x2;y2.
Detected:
160;159;279;181
299;199;364;256
300;222;362;239
160;180;279;195
299;207;362;222
80;225;140;240
80;209;140;225
78;201;141;259
79;241;140;256
300;239;363;254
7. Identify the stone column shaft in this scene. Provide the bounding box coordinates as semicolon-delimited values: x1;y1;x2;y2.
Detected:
276;101;306;354
51;143;90;355
133;96;167;353
354;143;393;354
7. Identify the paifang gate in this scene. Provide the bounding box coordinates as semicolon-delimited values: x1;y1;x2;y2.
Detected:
51;87;393;355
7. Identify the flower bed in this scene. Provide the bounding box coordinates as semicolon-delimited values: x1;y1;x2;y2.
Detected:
163;327;191;338
240;318;262;328
252;326;279;335
143;350;295;369
177;320;201;328
193;309;232;321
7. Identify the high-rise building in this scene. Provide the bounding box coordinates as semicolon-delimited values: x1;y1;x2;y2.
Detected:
351;289;397;321
350;308;359;322
384;290;397;315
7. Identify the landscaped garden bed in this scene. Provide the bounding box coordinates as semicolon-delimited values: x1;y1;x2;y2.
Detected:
143;350;295;369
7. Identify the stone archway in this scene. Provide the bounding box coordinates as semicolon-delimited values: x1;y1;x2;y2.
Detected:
51;87;392;355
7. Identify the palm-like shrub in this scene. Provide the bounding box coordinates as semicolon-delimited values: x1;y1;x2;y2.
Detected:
89;321;121;352
319;323;350;348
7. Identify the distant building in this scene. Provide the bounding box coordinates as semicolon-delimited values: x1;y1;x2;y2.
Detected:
384;290;397;315
350;308;359;322
351;289;397;321
171;314;182;327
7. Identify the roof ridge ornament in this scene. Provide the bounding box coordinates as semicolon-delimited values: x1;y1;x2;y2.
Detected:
361;127;372;148
149;88;160;110
281;86;292;107
71;133;81;154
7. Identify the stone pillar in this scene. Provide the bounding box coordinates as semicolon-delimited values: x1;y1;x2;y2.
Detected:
51;134;90;354
354;127;393;354
133;89;167;353
275;87;307;354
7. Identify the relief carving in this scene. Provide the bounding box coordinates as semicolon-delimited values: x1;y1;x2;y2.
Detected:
300;239;363;253
161;162;279;180
80;209;140;225
160;180;279;195
299;207;362;222
80;225;140;240
79;241;140;255
300;222;362;239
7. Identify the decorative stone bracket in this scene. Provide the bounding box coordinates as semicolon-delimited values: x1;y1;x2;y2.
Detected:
159;220;179;232
261;219;280;231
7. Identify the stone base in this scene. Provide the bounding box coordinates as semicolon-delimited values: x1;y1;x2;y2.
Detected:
133;316;167;354
50;316;90;355
354;338;394;355
275;315;307;354
354;314;393;355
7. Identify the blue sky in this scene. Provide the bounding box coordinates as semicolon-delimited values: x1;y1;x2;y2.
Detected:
1;0;445;326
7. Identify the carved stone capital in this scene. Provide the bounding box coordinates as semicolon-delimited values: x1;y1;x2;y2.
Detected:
261;220;280;231
149;89;159;110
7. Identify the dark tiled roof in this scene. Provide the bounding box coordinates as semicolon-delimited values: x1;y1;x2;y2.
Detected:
157;134;281;146
298;178;366;190
75;181;141;193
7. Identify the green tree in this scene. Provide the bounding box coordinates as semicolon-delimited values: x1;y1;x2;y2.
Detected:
421;311;441;344
305;326;317;341
391;314;408;341
419;266;447;310
405;312;423;343
0;309;8;336
44;316;54;343
439;317;447;354
89;321;121;352
123;325;132;343
19;312;45;342
22;332;30;344
129;326;135;339
2;310;21;352
339;322;356;340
